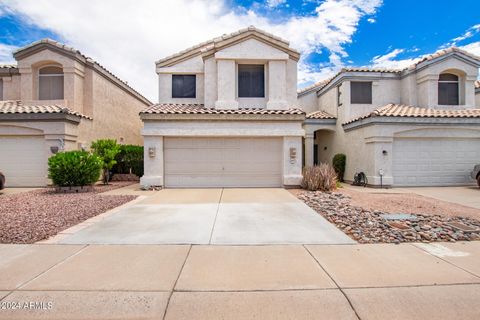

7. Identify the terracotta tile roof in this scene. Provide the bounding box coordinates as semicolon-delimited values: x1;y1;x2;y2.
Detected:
344;104;480;125
0;100;92;119
141;103;305;116
408;47;480;70
306;110;336;120
297;78;332;95
156;26;298;66
13;39;151;105
0;64;17;69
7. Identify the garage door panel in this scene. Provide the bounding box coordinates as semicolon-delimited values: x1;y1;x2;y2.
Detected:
164;137;283;188
393;137;480;186
0;136;47;187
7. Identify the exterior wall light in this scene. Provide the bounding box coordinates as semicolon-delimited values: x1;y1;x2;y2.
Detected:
148;147;156;158
50;146;59;154
382;150;388;155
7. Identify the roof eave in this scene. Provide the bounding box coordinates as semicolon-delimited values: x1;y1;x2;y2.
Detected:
140;113;305;121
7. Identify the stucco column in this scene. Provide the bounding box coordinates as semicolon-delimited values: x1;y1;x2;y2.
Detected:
140;136;164;187
304;133;314;167
283;136;303;186
215;59;238;110
267;60;288;110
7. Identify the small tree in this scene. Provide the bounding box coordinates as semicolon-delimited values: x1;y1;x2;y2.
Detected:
91;139;121;184
332;153;346;182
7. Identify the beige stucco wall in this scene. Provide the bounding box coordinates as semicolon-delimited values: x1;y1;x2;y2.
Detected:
157;38;298;110
297;90;319;114
476;91;480;107
77;71;145;146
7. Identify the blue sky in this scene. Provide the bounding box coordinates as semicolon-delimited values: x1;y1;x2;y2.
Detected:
0;0;479;100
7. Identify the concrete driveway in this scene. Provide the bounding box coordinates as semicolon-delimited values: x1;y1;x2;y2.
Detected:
57;188;354;245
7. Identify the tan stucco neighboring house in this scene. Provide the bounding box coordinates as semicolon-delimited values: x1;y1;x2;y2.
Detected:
0;39;151;187
299;47;480;187
140;26;305;188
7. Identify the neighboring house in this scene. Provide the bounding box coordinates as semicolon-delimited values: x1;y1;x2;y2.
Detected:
0;39;151;187
299;47;480;187
140;26;304;188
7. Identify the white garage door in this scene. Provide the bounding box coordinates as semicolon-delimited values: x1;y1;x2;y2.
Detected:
393;138;480;186
164;137;283;187
0;136;47;187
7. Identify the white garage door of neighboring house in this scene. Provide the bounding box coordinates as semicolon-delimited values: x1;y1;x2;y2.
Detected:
0;136;47;187
164;137;283;188
393;138;480;186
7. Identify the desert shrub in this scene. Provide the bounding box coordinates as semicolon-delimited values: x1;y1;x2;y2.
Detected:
112;145;144;177
91;139;121;184
332;153;346;182
301;164;338;191
48;151;102;187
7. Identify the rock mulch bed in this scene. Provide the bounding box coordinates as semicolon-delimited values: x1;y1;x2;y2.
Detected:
299;191;480;243
0;184;137;244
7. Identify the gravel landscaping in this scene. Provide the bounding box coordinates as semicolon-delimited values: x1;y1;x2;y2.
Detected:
299;190;480;243
0;182;137;244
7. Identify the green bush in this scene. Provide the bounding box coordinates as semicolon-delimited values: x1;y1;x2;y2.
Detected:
332;153;346;182
91;139;121;184
112;145;144;177
48;151;102;187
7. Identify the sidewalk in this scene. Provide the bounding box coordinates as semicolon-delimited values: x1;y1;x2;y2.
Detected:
0;242;479;319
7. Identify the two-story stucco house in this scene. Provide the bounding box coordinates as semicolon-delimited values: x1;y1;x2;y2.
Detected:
299;47;480;187
0;39;151;187
140;27;304;188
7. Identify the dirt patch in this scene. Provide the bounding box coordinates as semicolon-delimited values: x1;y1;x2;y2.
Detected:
0;187;137;244
339;188;480;220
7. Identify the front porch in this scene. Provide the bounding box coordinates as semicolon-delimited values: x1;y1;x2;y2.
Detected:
303;111;337;167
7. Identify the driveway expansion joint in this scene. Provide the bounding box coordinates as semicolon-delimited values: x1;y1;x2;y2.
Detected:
15;245;89;291
303;245;362;320
410;243;480;279
208;188;224;245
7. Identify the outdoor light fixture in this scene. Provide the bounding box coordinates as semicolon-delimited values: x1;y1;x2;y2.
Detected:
289;147;297;164
382;150;388;155
148;147;156;158
50;146;59;154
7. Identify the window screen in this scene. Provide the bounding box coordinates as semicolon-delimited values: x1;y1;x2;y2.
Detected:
39;66;64;100
238;64;265;98
0;79;3;100
172;75;196;98
350;81;372;104
438;73;459;105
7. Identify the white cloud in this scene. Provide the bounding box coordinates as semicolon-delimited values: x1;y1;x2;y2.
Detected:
367;17;375;23
0;43;18;65
460;41;480;57
266;0;286;8
370;48;420;69
1;0;382;99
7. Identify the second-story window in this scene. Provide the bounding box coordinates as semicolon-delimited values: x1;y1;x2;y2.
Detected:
0;79;3;100
438;73;459;105
337;84;342;107
350;81;372;104
238;64;265;98
172;75;196;98
39;66;64;100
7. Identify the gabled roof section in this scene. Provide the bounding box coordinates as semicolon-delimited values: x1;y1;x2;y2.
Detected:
13;39;151;105
299;47;480;98
306;110;336;120
343;103;480;125
0;100;92;120
156;26;300;68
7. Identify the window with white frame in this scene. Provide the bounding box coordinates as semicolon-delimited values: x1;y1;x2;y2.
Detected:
438;73;459;105
39;66;64;100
